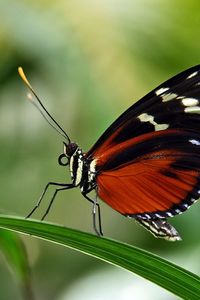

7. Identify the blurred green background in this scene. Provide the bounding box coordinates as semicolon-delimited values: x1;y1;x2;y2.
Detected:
0;0;200;299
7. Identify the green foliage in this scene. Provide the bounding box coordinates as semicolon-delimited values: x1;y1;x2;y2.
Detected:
0;229;34;300
0;215;199;299
1;1;200;299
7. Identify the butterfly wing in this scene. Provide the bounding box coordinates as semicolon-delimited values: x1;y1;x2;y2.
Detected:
85;65;200;240
95;129;200;240
87;65;200;158
136;219;181;241
96;129;200;216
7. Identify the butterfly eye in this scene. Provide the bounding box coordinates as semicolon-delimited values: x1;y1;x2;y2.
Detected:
58;154;68;166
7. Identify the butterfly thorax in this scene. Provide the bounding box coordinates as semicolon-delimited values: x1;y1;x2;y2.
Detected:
64;142;97;191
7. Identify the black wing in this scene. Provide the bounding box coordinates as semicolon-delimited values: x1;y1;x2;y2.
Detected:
86;64;200;158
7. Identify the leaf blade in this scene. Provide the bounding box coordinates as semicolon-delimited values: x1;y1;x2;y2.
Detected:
0;228;34;300
0;215;199;299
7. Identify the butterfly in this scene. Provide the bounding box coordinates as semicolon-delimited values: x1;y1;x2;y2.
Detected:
18;65;200;241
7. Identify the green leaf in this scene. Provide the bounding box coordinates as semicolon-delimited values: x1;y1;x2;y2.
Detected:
0;228;34;300
0;215;199;299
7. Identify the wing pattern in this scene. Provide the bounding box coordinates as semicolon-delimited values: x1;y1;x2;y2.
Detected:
87;65;200;158
96;129;200;217
85;65;200;240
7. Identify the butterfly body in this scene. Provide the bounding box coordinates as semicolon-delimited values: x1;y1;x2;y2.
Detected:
62;142;96;189
18;65;200;241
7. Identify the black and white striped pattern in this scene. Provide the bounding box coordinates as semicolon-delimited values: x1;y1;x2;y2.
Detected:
67;145;97;192
69;148;84;186
136;218;181;241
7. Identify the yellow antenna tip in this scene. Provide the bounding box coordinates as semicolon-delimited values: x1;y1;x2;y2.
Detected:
18;66;32;89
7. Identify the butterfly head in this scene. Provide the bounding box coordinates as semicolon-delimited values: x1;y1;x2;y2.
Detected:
63;142;78;157
58;142;78;166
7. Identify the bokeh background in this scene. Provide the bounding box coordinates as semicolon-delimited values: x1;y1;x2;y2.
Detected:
0;1;200;299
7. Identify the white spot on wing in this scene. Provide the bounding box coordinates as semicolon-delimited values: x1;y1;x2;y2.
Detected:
166;212;173;217
189;139;200;146
182;98;199;107
161;93;177;102
184;106;200;113
187;71;198;79
138;113;169;131
155;213;162;218
138;215;146;220
190;198;197;203
155;87;169;96
144;214;151;219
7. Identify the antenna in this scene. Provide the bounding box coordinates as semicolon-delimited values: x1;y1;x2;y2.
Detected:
18;67;71;144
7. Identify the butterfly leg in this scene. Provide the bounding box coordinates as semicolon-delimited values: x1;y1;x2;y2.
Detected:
82;192;103;236
40;184;74;221
135;217;182;241
26;182;74;219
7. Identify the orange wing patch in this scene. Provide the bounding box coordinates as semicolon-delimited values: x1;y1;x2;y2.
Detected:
97;154;198;215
